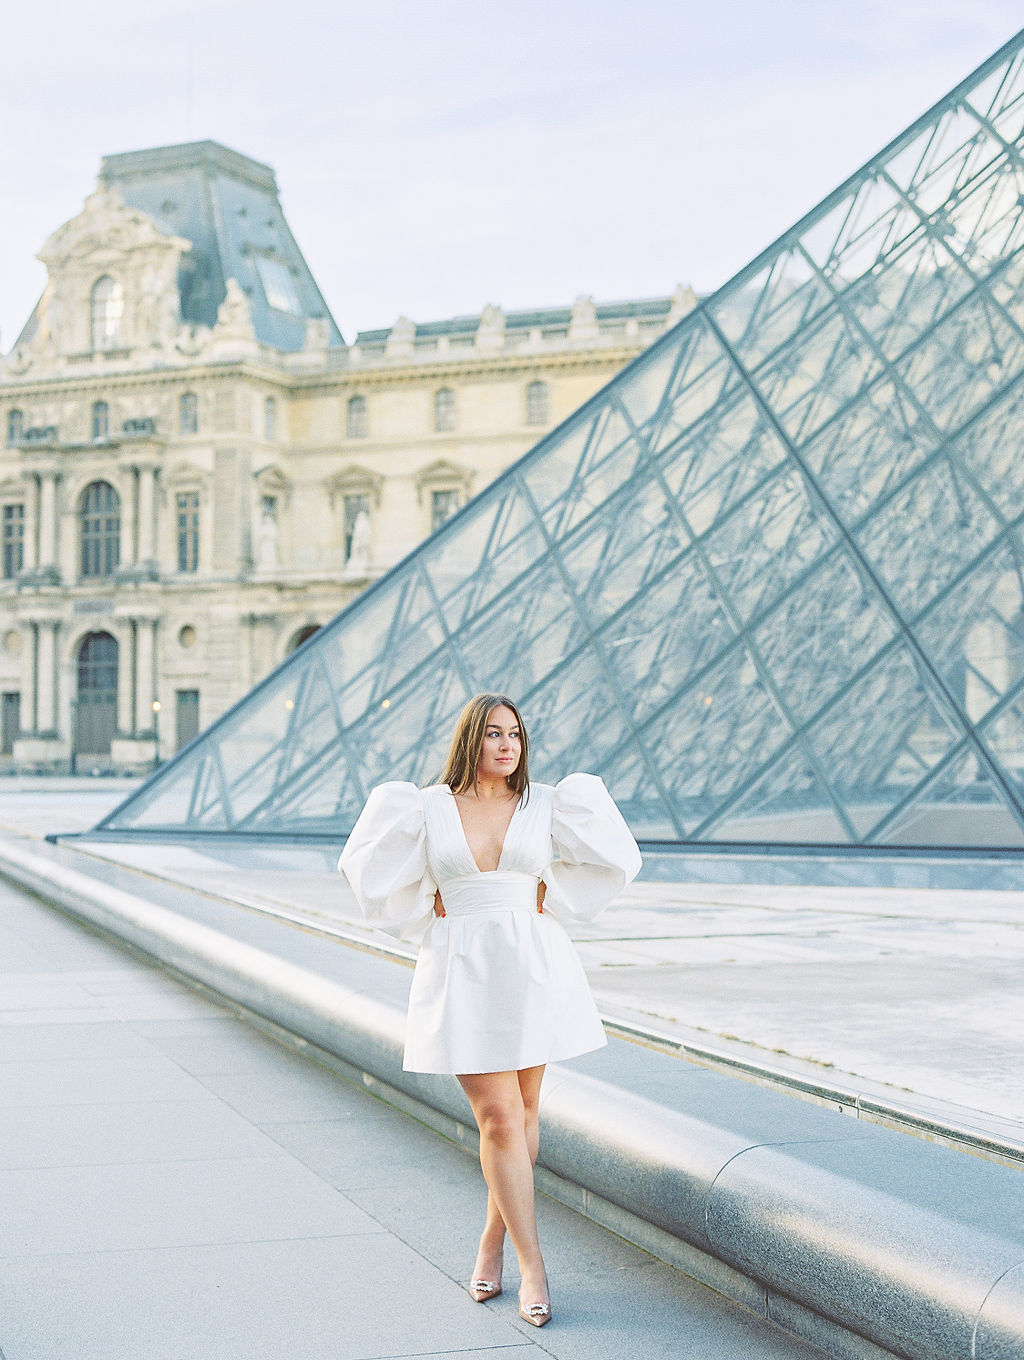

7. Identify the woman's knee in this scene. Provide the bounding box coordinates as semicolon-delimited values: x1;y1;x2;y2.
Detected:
476;1098;525;1146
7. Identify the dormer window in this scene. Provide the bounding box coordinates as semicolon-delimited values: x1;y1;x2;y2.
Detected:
91;276;124;351
255;255;301;315
91;401;109;441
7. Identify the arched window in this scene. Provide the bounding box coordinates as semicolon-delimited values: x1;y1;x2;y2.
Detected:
434;387;456;433
264;396;277;441
180;392;199;434
287;624;321;654
90;276;124;351
526;380;549;426
347;394;367;439
80;481;120;579
6;409;23;446
91;401;109;441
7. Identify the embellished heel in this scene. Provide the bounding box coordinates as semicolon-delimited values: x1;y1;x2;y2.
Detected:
468;1279;502;1302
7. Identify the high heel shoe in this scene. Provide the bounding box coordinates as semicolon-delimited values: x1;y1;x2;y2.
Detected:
468;1278;502;1302
518;1293;551;1327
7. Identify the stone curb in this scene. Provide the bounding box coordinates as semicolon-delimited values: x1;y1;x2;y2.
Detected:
2;839;1022;1360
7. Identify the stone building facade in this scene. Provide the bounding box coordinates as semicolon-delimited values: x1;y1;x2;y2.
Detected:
0;140;693;772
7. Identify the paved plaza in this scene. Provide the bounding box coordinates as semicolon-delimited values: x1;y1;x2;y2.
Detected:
0;813;829;1359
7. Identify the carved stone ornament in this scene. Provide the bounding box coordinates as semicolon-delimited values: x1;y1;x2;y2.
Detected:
32;184;191;362
214;278;256;340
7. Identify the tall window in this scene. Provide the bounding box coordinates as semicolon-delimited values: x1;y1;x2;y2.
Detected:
264;396;277;441
526;380;549;426
91;401;109;441
6;410;23;446
1;504;24;578
180;392;199;434
80;481;120;578
434;387;456;432
90;276;124;351
431;489;461;530
343;492;371;560
176;491;200;573
347;394;367;439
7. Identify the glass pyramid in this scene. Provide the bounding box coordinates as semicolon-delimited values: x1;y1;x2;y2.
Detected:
100;30;1024;848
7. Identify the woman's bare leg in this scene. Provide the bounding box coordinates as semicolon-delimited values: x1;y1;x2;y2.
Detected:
470;1065;545;1284
459;1066;548;1305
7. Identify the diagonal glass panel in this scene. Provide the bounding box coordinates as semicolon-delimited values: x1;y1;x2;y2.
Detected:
456;560;586;696
838;235;972;364
524;649;628;781
886;102;998;218
595;745;678;839
893;285;1023;430
804;645;962;836
752;549;897;728
799;170;924;290
710;246;836;370
855;456;1001;620
658;389;789;539
559;473;688;619
914;540;1024;723
598;554;738;723
801;378;934;527
704;744;852;844
953;378;1024;522
703;466;837;622
645;316;736;457
751;309;881;447
640;646;795;827
871;743;1024;847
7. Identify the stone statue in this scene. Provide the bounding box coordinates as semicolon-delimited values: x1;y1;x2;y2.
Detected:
346;509;371;574
257;503;279;570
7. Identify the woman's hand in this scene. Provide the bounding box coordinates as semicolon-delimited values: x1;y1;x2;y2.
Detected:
433;888;446;918
536;881;546;914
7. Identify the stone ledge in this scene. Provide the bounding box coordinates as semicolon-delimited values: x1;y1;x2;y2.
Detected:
0;837;1021;1360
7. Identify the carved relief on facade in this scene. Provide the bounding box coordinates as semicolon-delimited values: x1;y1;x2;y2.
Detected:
30;186;190;367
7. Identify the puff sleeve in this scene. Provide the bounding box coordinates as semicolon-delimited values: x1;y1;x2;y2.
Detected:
337;782;437;945
542;773;642;926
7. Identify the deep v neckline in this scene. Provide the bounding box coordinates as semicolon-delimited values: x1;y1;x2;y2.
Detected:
447;787;522;875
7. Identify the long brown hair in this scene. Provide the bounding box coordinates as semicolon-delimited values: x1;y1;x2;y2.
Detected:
439;693;530;798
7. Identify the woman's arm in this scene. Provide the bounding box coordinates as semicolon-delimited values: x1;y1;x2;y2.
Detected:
433;888;445;918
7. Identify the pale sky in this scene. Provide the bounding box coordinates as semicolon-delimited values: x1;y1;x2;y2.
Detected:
2;1;1021;347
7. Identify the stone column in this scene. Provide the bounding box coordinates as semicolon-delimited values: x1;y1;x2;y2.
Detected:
21;475;38;572
117;620;135;737
20;622;38;736
134;616;158;734
37;471;58;570
121;468;138;567
35;620;58;735
137;464;158;565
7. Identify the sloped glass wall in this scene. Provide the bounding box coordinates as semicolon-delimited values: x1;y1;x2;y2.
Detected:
100;31;1024;847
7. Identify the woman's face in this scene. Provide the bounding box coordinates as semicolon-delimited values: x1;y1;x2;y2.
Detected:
478;705;521;783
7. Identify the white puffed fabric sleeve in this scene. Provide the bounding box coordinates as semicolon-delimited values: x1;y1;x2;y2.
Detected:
542;772;642;926
337;782;437;945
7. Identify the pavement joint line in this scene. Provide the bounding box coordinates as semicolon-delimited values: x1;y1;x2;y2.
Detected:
48;836;1024;1167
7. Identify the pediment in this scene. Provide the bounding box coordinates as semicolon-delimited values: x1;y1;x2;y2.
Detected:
39;186;188;269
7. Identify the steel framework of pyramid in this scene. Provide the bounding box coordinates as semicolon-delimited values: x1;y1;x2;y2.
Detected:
100;30;1024;848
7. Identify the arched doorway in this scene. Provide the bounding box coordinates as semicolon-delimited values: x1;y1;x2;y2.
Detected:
76;632;118;757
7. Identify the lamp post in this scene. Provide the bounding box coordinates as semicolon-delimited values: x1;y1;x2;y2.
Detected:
151;699;161;771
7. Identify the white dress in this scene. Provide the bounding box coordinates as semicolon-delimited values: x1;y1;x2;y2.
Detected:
338;773;642;1074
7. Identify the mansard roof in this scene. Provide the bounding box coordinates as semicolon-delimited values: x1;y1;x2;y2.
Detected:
98;139;344;352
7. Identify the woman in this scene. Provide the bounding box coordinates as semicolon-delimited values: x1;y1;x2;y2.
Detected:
338;693;641;1327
